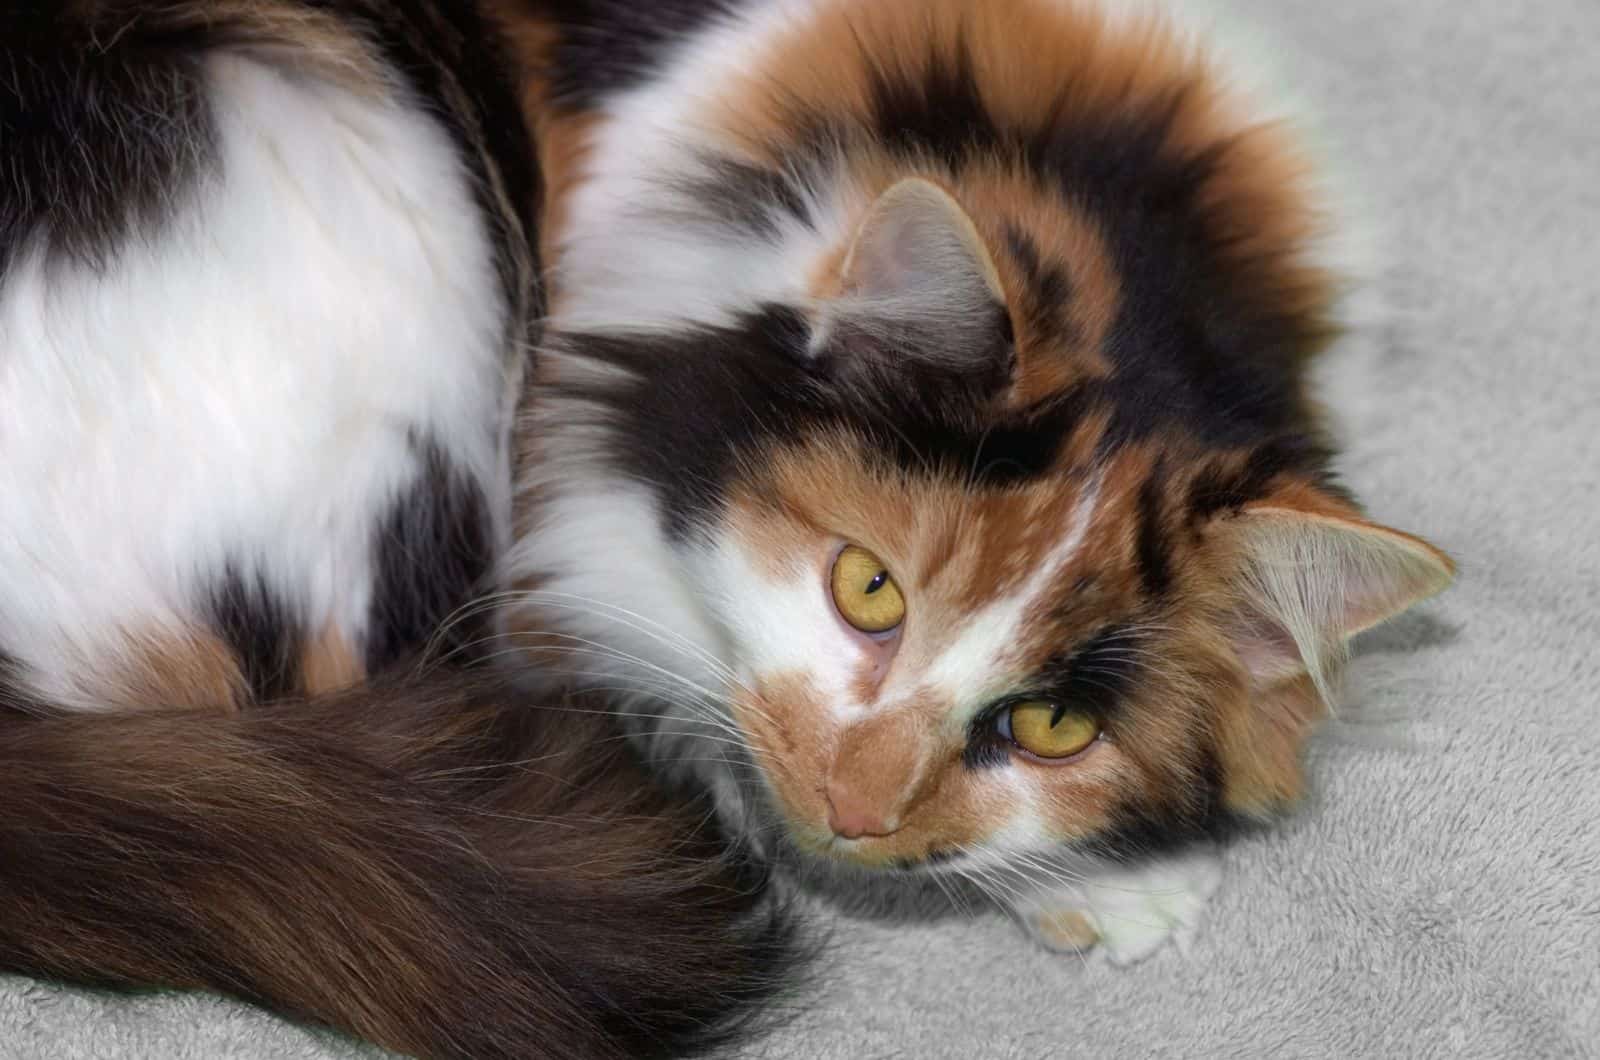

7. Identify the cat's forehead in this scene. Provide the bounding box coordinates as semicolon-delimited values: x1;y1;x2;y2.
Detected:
725;429;1173;689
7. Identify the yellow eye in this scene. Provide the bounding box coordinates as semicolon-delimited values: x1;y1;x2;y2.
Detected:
1004;700;1099;760
830;545;905;633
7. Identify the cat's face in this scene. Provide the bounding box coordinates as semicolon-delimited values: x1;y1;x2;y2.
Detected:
694;436;1223;868
686;421;1444;871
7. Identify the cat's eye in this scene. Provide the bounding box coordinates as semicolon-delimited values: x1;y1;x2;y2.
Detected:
1001;700;1099;760
830;545;905;633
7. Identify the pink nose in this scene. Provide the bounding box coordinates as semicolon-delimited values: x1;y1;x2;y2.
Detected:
825;779;900;839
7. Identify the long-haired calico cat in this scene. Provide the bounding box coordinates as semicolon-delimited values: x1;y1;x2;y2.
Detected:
504;0;1455;964
0;4;793;1059
0;0;1455;1057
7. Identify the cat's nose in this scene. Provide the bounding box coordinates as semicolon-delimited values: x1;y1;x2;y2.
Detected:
825;779;901;839
823;710;925;840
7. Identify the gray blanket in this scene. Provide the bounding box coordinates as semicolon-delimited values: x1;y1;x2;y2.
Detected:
4;0;1597;1056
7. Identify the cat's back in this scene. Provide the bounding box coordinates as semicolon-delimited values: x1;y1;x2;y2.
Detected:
0;2;534;708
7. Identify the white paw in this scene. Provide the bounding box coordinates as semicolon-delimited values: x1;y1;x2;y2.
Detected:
1015;847;1223;966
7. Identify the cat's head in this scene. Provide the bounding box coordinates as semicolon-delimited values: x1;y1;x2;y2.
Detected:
531;175;1452;872
521;0;1454;872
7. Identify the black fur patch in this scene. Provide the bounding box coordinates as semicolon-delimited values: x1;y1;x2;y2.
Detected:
1081;751;1247;863
535;0;735;111
864;41;993;167
1135;464;1174;598
960;725;1011;772
0;11;216;283
1003;225;1082;350
670;154;816;240
561;306;1074;536
364;437;494;674
1038;623;1147;722
1185;436;1348;525
209;569;300;703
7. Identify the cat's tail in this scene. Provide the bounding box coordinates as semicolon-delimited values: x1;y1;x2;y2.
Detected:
0;672;802;1060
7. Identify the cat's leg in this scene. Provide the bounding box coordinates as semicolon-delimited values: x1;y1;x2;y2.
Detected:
1010;846;1224;965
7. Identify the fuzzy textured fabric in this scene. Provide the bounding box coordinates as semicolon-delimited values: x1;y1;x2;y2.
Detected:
3;0;1596;1057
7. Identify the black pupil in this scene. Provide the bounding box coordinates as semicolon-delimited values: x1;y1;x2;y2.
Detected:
864;571;888;595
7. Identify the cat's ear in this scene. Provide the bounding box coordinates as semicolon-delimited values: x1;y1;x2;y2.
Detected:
812;178;1014;388
1211;493;1454;813
837;178;1005;309
1221;500;1455;689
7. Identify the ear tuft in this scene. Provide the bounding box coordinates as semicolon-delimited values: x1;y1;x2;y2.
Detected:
1223;503;1456;703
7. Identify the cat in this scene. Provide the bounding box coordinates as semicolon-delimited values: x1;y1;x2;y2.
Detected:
501;0;1456;964
0;0;1456;1055
0;3;795;1058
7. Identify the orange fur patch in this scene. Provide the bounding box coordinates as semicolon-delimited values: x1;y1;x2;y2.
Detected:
827;707;935;826
1213;672;1321;815
301;626;364;696
532;109;600;301
102;629;250;712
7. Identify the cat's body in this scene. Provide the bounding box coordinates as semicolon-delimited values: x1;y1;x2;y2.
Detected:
0;0;1454;1055
0;5;792;1058
0;0;532;709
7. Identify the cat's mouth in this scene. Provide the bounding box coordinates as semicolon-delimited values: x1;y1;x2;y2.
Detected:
785;828;974;876
782;820;951;871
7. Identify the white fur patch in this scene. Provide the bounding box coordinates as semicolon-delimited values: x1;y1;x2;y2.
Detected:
916;480;1101;723
549;0;848;333
698;536;871;723
0;54;506;706
502;482;730;700
1013;846;1225;965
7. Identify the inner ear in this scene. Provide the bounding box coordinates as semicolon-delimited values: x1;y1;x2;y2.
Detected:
812;178;1014;388
838;178;1005;306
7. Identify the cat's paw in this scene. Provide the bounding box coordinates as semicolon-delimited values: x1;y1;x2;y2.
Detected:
1014;847;1223;966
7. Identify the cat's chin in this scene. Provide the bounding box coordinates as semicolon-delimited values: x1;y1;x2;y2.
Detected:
782;829;959;876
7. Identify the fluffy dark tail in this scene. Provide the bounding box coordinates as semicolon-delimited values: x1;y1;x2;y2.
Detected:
0;674;800;1059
